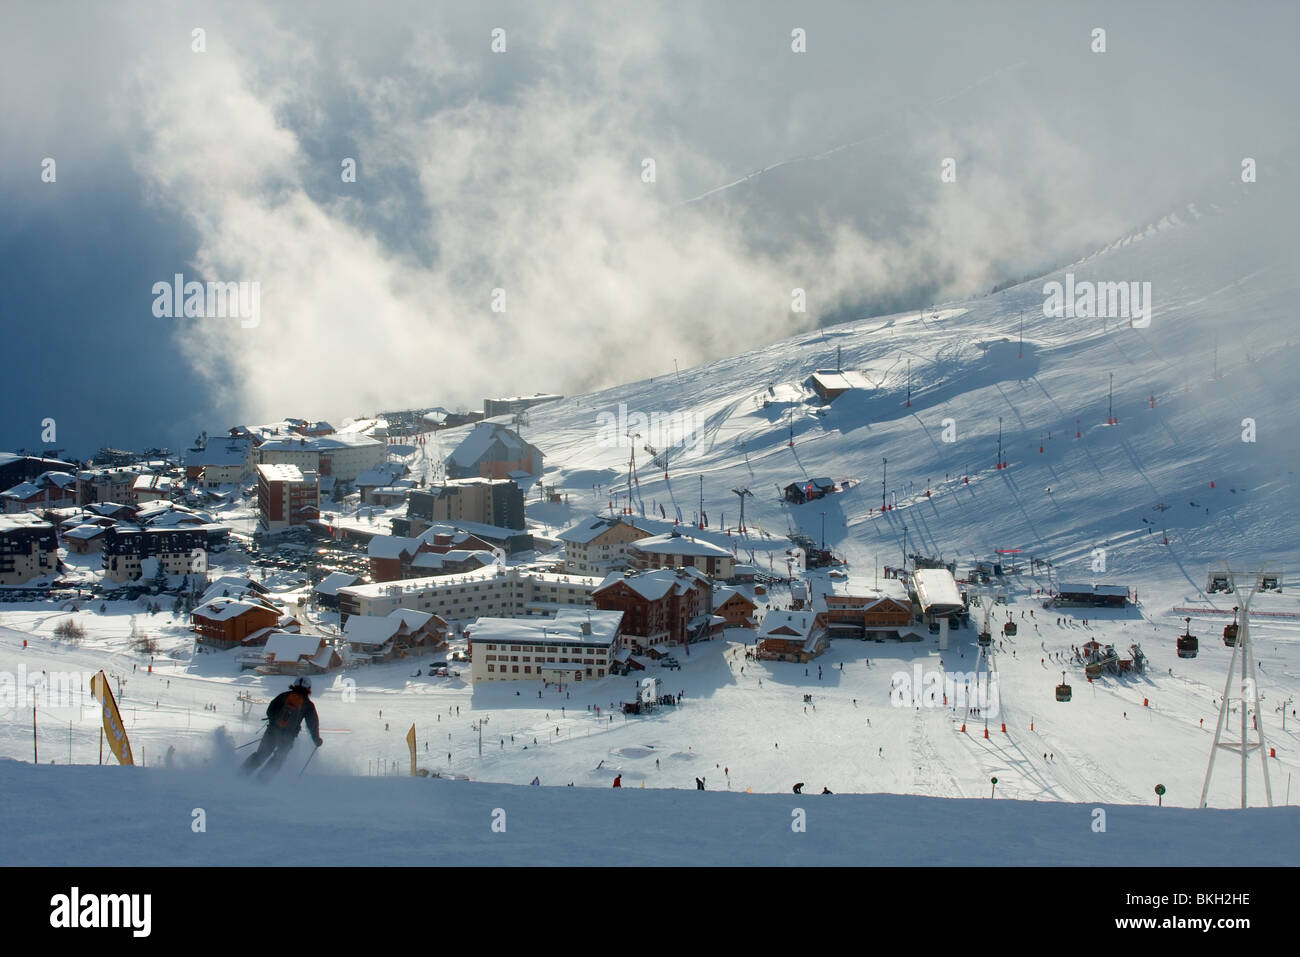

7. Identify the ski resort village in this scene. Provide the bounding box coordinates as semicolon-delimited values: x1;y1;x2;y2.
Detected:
6;4;1300;882
1;185;1299;867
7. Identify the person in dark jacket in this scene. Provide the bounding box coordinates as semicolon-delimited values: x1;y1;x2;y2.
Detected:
793;782;804;794
240;676;322;778
695;777;705;790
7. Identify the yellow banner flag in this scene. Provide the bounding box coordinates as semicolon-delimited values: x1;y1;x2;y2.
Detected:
90;671;133;766
405;724;417;776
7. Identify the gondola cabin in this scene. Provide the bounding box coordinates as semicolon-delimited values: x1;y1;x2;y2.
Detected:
1003;621;1017;636
1223;624;1238;646
978;630;992;648
1085;662;1101;679
1055;672;1072;702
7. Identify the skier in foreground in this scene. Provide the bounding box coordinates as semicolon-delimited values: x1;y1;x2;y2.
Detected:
241;676;322;779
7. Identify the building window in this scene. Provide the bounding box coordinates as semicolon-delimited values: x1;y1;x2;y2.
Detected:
511;666;519;673
487;664;494;672
524;666;531;674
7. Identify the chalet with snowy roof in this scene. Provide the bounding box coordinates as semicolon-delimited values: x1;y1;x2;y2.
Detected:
628;530;734;580
468;607;623;683
593;567;712;649
0;513;59;586
443;422;542;481
808;370;873;404
254;633;341;675
192;597;297;650
812;577;914;638
199;575;272;606
756;611;827;662
713;587;758;629
343;608;449;662
783;477;838;505
2;470;77;512
558;515;654;575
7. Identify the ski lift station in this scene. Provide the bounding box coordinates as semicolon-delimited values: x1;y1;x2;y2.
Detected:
910;568;964;618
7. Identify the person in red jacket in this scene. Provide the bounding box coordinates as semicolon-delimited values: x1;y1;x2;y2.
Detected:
613;774;622;787
241;676;322;778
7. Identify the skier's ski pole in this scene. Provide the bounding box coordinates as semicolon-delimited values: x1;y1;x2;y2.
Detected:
299;743;320;777
234;737;262;750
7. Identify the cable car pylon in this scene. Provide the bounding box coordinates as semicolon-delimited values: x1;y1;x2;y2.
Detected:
1200;568;1273;808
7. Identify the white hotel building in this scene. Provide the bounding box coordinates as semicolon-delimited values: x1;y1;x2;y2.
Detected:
469;607;624;683
337;566;603;629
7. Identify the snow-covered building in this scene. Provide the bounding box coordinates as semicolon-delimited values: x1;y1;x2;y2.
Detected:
192;596;296;650
808;370;873;403
712;587;758;629
468;607;624;683
256;633;341;675
131;473;174;504
256;464;320;531
910;568;965;618
812;577;913;638
592;567;712;649
2;471;77;512
257;433;384;485
0;513;59;586
101;526;208;583
628;530;734;580
558;515;654;575
756;610;827;663
183;437;256;488
405;478;526;531
342;608;449;662
337;566;602;629
76;467;143;506
443;422;542;481
313;571;360;610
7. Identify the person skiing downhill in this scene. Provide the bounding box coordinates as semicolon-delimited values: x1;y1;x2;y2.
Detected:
241;676;322;779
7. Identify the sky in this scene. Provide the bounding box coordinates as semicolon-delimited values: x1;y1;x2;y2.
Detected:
2;0;1297;459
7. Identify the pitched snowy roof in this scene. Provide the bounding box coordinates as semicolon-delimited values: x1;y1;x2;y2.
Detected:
367;535;420;559
184;439;253;468
632;532;731;558
314;571;360;596
343;615;403;646
758;610;819;640
192;598;275;622
264;633;326;661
